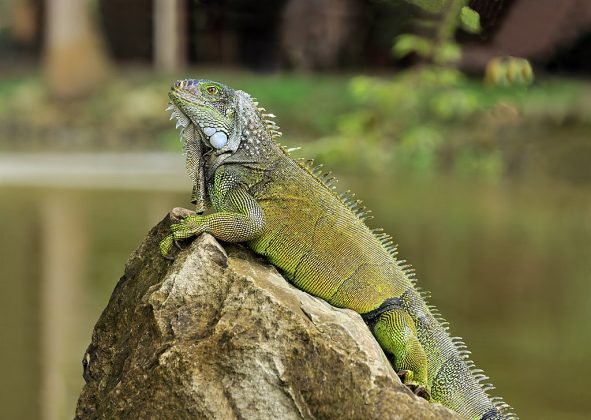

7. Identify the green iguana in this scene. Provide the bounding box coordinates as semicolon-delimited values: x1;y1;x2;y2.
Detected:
159;79;516;420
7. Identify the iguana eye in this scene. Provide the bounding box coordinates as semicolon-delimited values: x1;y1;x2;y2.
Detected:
206;86;220;95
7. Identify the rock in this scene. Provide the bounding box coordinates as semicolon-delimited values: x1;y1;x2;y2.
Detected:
75;210;459;420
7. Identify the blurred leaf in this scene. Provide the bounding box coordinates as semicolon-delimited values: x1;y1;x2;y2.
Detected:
485;57;510;86
397;126;444;175
507;58;534;86
406;0;446;14
393;34;433;58
400;126;444;150
349;76;374;101
485;57;535;87
336;109;374;136
433;42;462;64
454;149;504;181
419;66;465;86
307;134;390;171
430;89;480;120
459;6;481;33
522;61;535;85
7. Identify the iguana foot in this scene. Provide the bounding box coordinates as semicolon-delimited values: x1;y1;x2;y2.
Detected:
411;385;430;401
396;369;411;382
159;233;192;259
396;369;431;401
160;208;200;259
171;215;205;239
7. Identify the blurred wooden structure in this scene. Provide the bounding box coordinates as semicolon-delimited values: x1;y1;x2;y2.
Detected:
1;0;591;73
153;0;186;71
463;0;591;72
43;0;111;98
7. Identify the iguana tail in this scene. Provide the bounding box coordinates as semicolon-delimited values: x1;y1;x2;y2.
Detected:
364;288;516;420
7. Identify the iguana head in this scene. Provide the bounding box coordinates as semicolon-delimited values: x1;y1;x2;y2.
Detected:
167;79;280;210
168;80;238;151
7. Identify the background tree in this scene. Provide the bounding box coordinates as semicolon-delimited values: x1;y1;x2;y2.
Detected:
43;0;111;99
153;0;185;71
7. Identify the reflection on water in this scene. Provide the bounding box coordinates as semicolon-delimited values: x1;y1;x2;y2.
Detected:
0;153;590;419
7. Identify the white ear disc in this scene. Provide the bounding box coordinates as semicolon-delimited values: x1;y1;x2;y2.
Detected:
210;131;228;149
203;127;216;136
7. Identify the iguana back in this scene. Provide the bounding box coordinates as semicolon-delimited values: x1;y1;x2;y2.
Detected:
160;79;516;420
249;154;408;307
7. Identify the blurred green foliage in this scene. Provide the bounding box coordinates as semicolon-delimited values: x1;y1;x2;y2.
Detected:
308;66;591;182
395;0;481;66
0;68;589;182
0;70;355;151
305;0;577;181
485;57;534;87
459;6;481;33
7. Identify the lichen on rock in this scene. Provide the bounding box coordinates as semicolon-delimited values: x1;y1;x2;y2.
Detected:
75;210;459;419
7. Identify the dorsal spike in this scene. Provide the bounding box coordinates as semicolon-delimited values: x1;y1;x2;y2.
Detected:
482;383;495;392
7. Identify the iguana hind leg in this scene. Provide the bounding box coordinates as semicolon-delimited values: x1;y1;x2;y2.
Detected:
372;308;430;399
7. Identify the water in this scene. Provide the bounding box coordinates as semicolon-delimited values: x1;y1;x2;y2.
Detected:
1;153;589;419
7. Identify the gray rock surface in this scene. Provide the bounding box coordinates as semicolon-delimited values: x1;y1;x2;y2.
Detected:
75;209;459;419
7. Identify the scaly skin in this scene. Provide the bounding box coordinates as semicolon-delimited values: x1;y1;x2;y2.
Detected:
160;79;516;420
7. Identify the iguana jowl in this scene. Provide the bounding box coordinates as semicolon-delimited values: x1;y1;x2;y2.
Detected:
160;79;516;420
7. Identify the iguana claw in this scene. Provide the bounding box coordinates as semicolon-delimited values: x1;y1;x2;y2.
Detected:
159;211;203;259
412;385;430;401
396;369;411;382
397;369;431;401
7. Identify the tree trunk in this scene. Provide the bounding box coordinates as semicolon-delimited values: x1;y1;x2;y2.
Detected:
11;0;38;45
153;0;185;71
43;0;111;99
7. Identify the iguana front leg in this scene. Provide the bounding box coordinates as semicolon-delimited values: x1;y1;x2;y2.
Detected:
160;170;266;256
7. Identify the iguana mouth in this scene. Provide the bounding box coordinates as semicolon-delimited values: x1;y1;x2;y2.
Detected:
166;102;192;134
